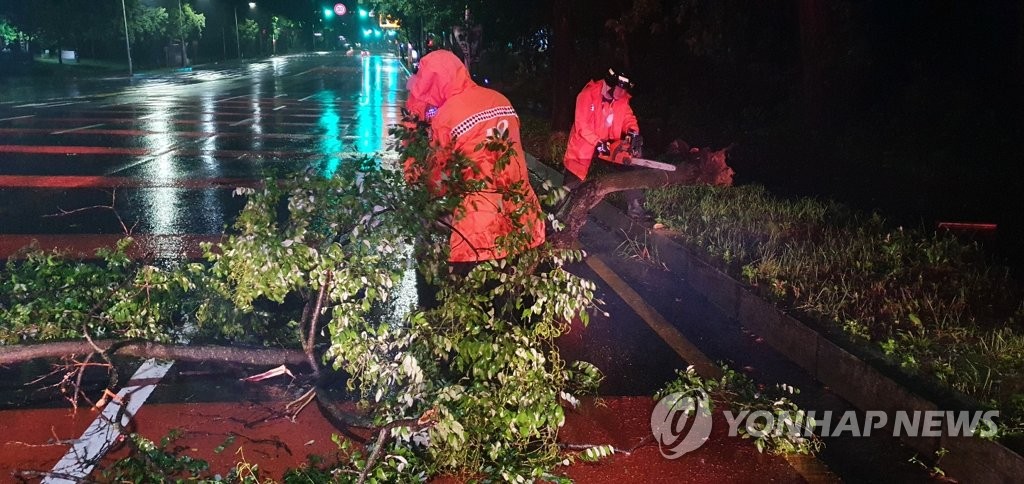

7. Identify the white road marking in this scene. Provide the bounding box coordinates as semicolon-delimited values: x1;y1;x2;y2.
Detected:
273;106;287;111
44;359;174;483
230;117;255;126
298;93;317;101
0;115;35;122
15;101;85;109
51;123;105;135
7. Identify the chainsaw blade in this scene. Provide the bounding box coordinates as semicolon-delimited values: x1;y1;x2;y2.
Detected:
628;157;677;171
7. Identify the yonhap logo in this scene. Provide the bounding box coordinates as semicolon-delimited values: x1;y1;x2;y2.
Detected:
650;389;713;458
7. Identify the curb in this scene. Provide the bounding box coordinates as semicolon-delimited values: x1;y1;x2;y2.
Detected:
649;234;1024;484
524;153;1024;484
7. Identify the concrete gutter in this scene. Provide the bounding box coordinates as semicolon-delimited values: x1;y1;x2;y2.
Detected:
524;153;1024;484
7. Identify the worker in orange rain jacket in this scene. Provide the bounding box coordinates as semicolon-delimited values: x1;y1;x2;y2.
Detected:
404;50;545;264
562;67;650;219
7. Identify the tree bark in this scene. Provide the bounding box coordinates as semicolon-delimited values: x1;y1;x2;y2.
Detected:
0;340;309;368
550;145;735;249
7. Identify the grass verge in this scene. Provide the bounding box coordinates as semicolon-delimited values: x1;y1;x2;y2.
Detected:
646;184;1024;437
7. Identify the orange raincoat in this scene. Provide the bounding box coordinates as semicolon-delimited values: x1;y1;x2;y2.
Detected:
562;80;639;180
405;50;545;262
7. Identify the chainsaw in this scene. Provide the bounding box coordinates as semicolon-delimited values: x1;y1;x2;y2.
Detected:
596;134;676;171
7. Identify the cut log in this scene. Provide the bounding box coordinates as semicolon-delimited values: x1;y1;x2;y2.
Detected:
550;143;734;248
0;340;309;368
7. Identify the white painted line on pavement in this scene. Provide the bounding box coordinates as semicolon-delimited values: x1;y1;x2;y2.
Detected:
585;254;721;379
44;359;174;483
230;117;255;126
46;102;84;109
220;95;248;102
15;101;85;109
298;93;317;102
0;115;35;122
51;123;105;135
273;106;287;111
105;145;177;175
274;94;288;98
584;251;838;483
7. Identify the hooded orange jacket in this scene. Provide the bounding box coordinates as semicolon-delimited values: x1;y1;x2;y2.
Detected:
405;50;545;262
562;80;639;180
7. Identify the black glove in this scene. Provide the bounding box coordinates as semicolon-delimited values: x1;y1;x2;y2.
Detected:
596;140;611;156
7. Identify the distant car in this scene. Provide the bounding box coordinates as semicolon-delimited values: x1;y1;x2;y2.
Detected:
360;50;370;58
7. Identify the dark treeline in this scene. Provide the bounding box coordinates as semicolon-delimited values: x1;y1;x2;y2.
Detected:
540;0;1023;272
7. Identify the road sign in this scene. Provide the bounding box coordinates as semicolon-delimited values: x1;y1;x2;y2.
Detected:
334;3;347;16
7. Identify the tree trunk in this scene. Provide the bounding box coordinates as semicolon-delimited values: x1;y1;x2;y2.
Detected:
550;145;735;248
551;0;576;131
0;340;309;368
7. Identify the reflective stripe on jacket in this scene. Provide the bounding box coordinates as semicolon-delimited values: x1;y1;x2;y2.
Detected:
406;50;545;262
562;80;639;180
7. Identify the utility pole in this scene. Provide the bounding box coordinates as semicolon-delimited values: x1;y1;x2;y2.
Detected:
234;6;241;58
120;0;133;76
177;0;187;67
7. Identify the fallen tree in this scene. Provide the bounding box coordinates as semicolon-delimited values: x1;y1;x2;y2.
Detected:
0;131;734;480
550;141;734;247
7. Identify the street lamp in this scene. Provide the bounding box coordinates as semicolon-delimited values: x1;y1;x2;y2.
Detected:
234;2;255;59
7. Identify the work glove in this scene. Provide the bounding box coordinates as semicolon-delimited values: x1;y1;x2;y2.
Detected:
596;140;611;156
625;130;643;157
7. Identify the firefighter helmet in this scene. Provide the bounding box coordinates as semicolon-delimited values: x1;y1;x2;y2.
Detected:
604;67;634;91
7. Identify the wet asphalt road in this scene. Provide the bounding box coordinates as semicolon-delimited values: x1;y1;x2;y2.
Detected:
0;53;402;247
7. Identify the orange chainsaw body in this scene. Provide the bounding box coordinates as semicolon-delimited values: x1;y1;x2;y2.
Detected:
596;139;634;165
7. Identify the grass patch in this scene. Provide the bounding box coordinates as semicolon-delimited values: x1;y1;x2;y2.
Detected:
647;184;1024;435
